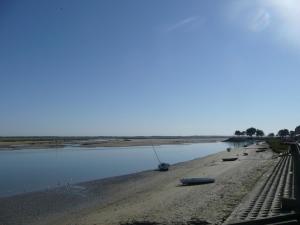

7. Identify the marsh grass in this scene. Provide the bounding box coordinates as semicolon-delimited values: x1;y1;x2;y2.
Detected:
266;138;289;153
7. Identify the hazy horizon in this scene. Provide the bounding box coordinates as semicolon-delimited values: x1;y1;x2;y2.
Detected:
1;0;300;136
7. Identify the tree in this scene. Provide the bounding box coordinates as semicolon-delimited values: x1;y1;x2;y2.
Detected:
277;129;289;138
290;131;295;137
241;131;246;136
256;129;265;137
295;125;300;135
268;133;275;137
246;127;256;137
234;130;242;136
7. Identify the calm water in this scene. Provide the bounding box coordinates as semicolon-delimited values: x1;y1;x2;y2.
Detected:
0;142;243;197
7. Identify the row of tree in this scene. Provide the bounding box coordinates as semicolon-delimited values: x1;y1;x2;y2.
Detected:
234;125;300;138
234;127;264;137
276;126;300;138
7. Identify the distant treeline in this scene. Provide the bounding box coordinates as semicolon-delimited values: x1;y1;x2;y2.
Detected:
233;125;300;138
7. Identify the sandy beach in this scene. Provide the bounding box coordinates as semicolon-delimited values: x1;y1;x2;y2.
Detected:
0;143;275;225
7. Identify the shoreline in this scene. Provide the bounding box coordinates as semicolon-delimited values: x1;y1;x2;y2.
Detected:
0;143;275;225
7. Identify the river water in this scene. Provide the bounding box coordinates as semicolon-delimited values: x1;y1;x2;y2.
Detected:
0;141;245;197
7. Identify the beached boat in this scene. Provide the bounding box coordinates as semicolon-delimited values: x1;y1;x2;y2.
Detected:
222;157;238;161
152;144;170;171
158;163;170;171
180;178;215;186
256;149;266;152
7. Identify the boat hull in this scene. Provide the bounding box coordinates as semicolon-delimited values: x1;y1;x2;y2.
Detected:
222;157;238;161
180;178;215;185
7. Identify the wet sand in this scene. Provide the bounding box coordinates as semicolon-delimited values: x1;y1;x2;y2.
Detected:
0;143;275;225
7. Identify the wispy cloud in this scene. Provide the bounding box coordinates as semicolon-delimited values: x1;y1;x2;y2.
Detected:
227;2;271;32
227;0;300;48
166;16;201;32
249;8;271;32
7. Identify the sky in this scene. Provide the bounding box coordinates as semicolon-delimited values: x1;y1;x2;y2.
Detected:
1;0;300;136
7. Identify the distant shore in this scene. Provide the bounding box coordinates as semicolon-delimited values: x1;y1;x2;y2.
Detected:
0;136;228;150
0;143;275;225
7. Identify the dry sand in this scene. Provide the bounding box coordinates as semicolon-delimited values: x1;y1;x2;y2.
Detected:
0;143;275;225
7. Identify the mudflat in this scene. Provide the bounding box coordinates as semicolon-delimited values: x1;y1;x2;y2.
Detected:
0;136;227;150
0;144;275;225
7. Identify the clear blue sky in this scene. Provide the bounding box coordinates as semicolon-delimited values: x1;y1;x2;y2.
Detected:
1;0;300;136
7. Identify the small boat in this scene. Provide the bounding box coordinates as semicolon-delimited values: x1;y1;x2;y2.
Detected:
152;144;170;172
222;157;238;161
158;163;170;171
243;152;248;156
256;149;266;152
180;178;215;186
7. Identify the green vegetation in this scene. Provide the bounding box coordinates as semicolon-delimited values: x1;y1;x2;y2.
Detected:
277;129;289;138
234;127;265;138
246;127;257;137
266;138;289;153
235;130;242;136
295;125;300;135
231;124;300;153
255;129;264;137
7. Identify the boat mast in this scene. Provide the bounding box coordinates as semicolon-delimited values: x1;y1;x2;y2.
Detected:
152;143;161;164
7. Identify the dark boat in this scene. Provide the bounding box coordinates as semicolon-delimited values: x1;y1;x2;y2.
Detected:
256;149;266;152
180;178;215;186
158;163;170;171
152;144;170;171
222;157;238;161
